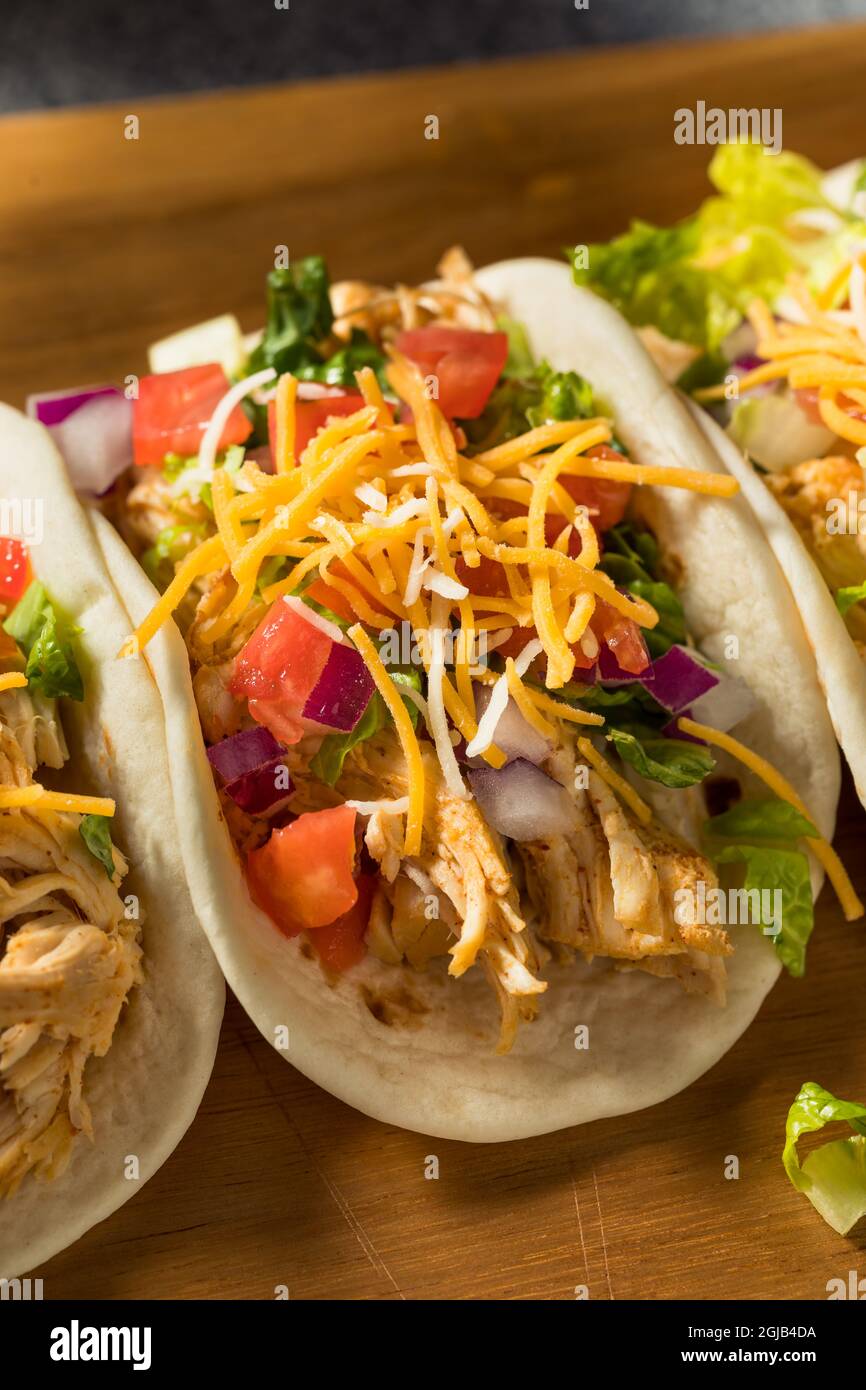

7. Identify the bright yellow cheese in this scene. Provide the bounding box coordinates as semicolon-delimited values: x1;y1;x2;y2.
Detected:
348;623;425;856
677;717;863;921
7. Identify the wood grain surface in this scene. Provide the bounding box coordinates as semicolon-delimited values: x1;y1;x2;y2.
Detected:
1;20;865;1300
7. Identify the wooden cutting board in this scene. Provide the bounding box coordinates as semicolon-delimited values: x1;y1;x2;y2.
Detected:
2;20;865;1300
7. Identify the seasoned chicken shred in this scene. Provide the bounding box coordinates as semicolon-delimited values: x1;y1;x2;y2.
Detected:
324;729;729;1050
0;691;141;1197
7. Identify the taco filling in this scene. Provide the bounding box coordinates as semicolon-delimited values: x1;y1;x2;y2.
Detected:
0;554;140;1196
46;250;858;1053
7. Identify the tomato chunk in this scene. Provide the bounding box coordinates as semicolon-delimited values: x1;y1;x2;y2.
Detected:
561;446;632;534
395;327;508;419
309;872;375;972
133;364;252;467
268;392;366;460
0;538;31;604
247;805;358;934
231;598;333;744
591;600;650;674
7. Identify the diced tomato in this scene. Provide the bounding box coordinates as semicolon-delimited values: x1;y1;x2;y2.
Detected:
561;446;632;534
0;538;30;604
133;364;252;467
231;598;333;745
395;327;508;419
795;385;865;425
591;600;650;674
794;387;822;424
246;805;358;935
309;872;375;972
454;552;511;598
268;392;366;460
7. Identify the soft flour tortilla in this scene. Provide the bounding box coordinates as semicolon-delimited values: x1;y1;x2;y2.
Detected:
684;399;866;810
95;259;840;1143
0;406;224;1278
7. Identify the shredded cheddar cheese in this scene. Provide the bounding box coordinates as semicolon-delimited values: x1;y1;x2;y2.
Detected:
0;784;115;816
0;672;28;693
577;736;652;824
677;717;863;922
348;623;424;856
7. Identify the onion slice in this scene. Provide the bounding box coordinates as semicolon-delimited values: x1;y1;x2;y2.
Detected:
469;759;574;841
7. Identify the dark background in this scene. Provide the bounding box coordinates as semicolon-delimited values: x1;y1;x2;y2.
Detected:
2;0;864;113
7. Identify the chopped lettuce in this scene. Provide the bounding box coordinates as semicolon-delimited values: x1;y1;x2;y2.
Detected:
600;524;685;657
714;843;813;976
497;314;535;379
142;522;207;589
835;580;866;616
79;813;117;880
572;142;866;351
704;796;817;974
605;724;715;788
247;256;335;376
3;582;83;702
311;668;421;787
464;354;599;453
296;327;388;392
783;1082;866;1234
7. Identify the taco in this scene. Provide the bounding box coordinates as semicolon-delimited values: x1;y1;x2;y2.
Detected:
0;406;224;1275
35;252;860;1142
573;141;866;807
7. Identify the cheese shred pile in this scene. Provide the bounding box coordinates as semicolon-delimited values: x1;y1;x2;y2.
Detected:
696;258;866;447
116;350;862;923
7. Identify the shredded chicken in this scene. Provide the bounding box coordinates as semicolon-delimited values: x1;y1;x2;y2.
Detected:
316;727;730;1048
335;732;546;1051
330;246;498;346
0;698;141;1197
766;455;866;646
517;747;730;1004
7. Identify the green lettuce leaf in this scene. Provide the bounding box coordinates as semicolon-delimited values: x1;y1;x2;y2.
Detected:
496;314;535;379
247;256;334;376
79;814;117;880
783;1082;866;1234
835;580;866;616
605;724;715;788
310;669;421;787
3;582;83;701
715;843;813;976
296;328;388;391
142;522;207;589
704;797;817;844
572;142;862;351
600;524;685;657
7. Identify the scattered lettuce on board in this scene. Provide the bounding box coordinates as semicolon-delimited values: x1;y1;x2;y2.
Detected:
783;1082;866;1235
572;142;866;352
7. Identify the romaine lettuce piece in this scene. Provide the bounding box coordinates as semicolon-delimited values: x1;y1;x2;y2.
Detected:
783;1082;866;1234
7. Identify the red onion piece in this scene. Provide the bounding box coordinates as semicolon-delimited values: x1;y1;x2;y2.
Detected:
302;642;374;732
643;644;717;713
597;645;647;685
468;759;575;841
28;386;132;495
207;725;284;784
224;756;294;815
27;384;119;427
